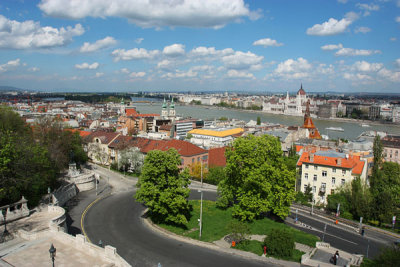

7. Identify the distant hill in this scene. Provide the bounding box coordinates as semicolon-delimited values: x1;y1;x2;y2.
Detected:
0;85;32;92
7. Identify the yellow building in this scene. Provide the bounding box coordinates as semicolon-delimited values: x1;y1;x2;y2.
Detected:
188;127;244;148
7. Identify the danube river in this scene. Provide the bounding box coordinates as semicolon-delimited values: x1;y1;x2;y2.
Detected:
132;100;400;141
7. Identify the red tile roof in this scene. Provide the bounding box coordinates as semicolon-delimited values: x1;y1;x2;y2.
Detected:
85;131;120;145
135;113;160;117
208;147;226;167
297;152;365;175
130;138;206;157
125;108;138;116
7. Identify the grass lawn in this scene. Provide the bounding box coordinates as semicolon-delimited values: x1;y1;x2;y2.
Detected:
157;200;319;248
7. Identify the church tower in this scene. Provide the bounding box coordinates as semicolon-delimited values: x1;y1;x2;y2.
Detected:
161;98;168;117
169;98;176;118
120;98;125;115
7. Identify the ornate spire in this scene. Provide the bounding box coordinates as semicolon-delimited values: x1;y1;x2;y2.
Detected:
170;98;175;109
301;83;303;90
162;98;167;109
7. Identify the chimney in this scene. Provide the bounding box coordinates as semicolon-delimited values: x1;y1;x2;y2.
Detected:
310;153;314;162
337;158;342;166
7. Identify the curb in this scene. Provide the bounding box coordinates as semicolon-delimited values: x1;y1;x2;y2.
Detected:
141;210;299;267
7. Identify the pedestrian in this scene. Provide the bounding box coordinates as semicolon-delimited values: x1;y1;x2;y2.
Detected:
333;250;339;265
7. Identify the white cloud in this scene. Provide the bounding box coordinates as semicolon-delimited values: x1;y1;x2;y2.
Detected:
95;72;104;77
377;68;400;82
0;15;84;49
222;51;263;70
321;43;343;50
75;62;99;69
317;64;334;75
38;0;256;29
396;58;400;68
273;57;312;79
343;73;372;81
28;67;40;72
357;3;379;16
135;38;144;44
396;16;400;23
335;48;381;56
111;48;159;61
397;0;400;7
253;38;283;47
162;70;197;79
120;68;130;74
163;44;185;57
227;70;254;79
157;60;174;70
191;65;213;72
80;36;116;53
0;58;20;72
189;47;234;59
351;61;383;72
129;71;146;78
306;13;357;36
355;26;371;34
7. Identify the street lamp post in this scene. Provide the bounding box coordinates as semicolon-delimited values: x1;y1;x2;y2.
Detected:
49;243;56;267
198;189;203;239
1;208;9;237
200;160;203;188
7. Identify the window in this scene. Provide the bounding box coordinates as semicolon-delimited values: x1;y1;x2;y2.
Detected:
312;186;316;193
305;173;308;180
305;164;309;169
332;168;336;173
321;183;326;188
313;174;317;181
192;158;194;163
322;170;327;177
314;165;318;170
342;170;346;175
304;185;308;192
341;179;345;185
332;177;336;185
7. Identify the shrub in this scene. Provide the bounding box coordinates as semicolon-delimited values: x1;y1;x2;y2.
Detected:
227;220;251;243
368;220;380;227
341;211;353;220
263;228;295;257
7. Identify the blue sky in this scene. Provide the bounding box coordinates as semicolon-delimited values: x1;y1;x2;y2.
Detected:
0;0;399;93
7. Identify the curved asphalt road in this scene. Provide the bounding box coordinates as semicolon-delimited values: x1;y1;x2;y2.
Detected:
84;190;273;267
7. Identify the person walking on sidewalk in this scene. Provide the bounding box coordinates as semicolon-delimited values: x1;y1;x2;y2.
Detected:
333;250;339;265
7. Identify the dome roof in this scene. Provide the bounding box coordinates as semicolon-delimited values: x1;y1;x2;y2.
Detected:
297;84;306;95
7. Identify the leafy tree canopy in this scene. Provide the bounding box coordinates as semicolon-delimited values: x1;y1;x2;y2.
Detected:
135;149;191;225
217;135;296;221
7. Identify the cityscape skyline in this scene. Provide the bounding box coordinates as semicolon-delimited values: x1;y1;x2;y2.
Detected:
0;0;400;93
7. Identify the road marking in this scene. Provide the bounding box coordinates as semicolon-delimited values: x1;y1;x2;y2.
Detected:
80;193;110;244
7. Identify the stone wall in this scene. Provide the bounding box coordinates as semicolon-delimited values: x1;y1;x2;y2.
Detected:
52;183;78;207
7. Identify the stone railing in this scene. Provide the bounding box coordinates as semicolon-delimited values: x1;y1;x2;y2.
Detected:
18;228;131;267
71;172;96;192
52;183;77;207
0;197;29;224
48;205;67;232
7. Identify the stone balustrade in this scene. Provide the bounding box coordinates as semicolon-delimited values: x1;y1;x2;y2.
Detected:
52;183;77;207
0;197;29;224
48;205;67;232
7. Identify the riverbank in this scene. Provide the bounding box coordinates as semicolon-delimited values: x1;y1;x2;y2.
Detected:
182;103;400;128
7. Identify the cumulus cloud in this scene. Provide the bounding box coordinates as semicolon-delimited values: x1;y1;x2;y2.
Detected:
222;51;263;70
306;12;358;36
38;0;256;29
120;68;130;74
335;48;381;56
111;48;159;61
378;68;400;82
129;71;146;78
355;26;371;34
95;72;104;77
343;73;372;81
351;61;383;72
321;43;343;50
163;44;185;57
253;38;283;47
0;15;84;49
75;62;99;69
227;70;254;79
396;58;400;68
80;36;116;52
274;57;312;79
0;58;20;72
357;3;379;16
189;47;234;58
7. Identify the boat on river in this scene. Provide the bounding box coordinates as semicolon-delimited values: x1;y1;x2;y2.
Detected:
326;127;344;132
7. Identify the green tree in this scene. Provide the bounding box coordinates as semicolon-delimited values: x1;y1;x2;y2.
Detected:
350;177;373;220
135;149;191;225
217;135;296;221
361;245;400;267
372;135;383;177
206;166;226;185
